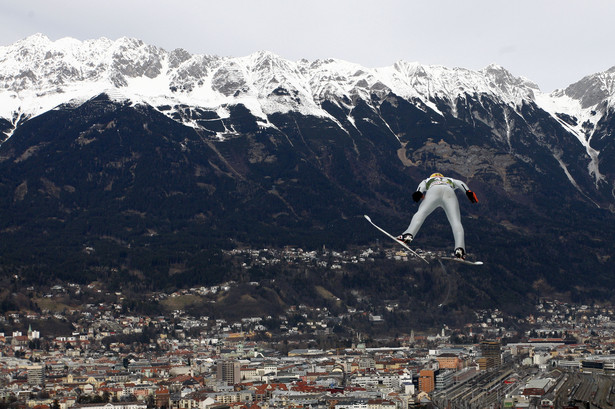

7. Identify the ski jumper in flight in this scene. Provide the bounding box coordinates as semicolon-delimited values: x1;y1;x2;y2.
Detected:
397;173;478;259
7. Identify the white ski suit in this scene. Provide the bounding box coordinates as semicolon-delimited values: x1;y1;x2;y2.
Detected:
402;175;475;251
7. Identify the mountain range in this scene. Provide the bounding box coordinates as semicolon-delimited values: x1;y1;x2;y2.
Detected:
0;34;614;322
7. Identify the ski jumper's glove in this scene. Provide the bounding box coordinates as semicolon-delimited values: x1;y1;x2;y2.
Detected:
466;190;479;203
412;191;424;202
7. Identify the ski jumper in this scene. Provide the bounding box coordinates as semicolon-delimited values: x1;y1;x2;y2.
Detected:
402;176;473;251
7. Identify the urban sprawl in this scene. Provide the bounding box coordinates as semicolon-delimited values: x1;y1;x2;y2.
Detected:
1;248;615;409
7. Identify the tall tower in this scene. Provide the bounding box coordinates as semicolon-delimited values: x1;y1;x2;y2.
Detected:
216;360;241;385
479;340;501;370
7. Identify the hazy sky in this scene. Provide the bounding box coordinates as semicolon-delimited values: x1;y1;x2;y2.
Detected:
1;0;614;92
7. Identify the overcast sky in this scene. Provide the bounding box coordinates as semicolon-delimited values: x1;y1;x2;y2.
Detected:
1;0;613;92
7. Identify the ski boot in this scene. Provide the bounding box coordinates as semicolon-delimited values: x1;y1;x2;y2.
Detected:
454;247;466;260
396;233;413;244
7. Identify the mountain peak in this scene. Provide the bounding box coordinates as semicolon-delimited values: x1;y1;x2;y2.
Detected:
245;50;295;74
483;62;506;71
562;67;615;109
1;33;52;62
16;33;52;46
480;63;540;93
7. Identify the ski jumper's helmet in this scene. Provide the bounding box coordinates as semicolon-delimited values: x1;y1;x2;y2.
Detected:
430;173;443;178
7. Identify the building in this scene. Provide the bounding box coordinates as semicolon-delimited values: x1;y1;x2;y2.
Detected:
435;370;454;390
418;369;436;393
479;340;501;370
27;365;45;386
154;387;170;408
72;403;147;409
216;360;241;385
522;378;552;397
436;353;462;370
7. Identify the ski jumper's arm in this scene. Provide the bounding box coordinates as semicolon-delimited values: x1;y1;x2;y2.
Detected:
450;178;478;203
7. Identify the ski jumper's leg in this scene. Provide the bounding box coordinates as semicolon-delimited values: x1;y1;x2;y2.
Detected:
402;187;444;237
440;187;465;250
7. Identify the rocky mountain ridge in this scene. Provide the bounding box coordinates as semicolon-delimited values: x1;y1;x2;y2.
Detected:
2;35;615;200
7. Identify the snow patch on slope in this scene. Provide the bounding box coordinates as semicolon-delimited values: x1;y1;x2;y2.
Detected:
535;92;605;185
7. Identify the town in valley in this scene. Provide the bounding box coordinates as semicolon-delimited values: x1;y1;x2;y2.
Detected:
1;247;614;409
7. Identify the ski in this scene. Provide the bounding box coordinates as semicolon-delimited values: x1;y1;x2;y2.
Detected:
364;215;429;264
440;256;483;266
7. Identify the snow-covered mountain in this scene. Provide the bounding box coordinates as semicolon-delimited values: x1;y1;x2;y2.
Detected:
2;35;615;181
0;34;610;139
0;34;538;114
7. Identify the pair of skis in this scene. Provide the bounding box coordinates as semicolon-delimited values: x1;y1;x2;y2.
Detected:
364;215;483;265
